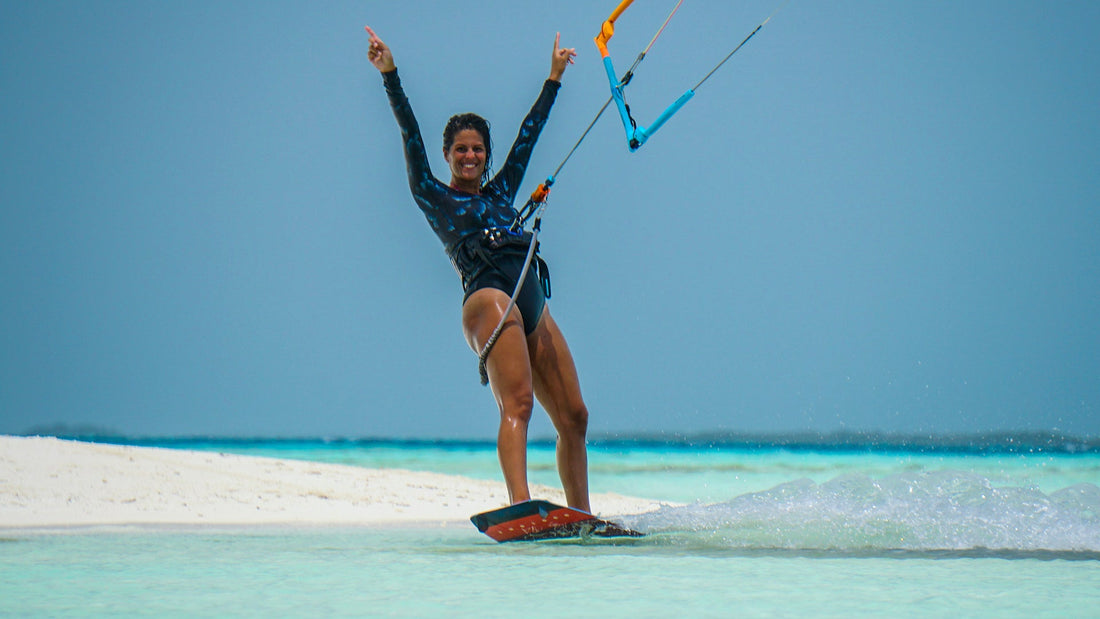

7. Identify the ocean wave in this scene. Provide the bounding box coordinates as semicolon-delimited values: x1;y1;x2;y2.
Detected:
618;471;1100;553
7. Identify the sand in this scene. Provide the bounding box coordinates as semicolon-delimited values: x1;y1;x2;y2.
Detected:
0;436;663;529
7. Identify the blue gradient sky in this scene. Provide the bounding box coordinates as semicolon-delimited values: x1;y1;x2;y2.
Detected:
2;1;1098;438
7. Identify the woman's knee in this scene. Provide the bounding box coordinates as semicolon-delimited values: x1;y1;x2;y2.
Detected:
498;390;535;425
556;403;589;437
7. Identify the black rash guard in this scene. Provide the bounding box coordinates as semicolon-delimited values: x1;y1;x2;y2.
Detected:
381;69;559;333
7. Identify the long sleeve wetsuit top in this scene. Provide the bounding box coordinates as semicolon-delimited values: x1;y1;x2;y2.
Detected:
381;69;560;267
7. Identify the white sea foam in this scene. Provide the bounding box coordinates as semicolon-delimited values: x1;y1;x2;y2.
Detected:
619;471;1100;553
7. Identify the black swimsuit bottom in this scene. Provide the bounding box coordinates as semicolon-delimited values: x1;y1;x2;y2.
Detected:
452;232;549;336
464;251;546;336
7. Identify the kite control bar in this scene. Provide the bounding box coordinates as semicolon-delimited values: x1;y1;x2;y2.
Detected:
595;0;783;151
596;0;693;151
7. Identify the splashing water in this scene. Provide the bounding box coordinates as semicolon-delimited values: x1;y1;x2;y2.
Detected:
618;471;1100;553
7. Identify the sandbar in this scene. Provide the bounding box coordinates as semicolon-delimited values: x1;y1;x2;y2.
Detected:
0;436;662;530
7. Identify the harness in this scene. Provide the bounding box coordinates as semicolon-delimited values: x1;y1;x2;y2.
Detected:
449;227;551;301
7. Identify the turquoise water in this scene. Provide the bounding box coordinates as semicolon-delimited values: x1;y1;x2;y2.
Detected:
3;527;1099;617
3;439;1099;616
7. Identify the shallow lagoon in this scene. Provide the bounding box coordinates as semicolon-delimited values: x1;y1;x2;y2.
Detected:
3;438;1098;617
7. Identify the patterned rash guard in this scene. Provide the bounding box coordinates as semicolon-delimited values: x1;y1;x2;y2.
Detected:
381;69;559;331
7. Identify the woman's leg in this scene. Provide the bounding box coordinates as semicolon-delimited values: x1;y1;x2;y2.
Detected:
527;309;591;512
462;288;535;505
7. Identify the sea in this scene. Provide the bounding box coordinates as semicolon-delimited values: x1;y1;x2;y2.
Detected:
2;434;1099;617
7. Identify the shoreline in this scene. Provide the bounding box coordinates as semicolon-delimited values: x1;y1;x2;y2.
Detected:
0;436;665;530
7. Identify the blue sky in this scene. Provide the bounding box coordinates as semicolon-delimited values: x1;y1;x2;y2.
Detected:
2;1;1097;438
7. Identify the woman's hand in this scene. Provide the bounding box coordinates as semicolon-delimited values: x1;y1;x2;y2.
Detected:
549;32;576;82
365;25;396;72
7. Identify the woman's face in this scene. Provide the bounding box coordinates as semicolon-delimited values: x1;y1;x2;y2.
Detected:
444;128;487;190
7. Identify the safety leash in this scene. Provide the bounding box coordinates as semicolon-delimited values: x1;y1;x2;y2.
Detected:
477;202;548;385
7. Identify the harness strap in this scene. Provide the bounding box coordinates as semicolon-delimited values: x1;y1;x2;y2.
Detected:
449;228;550;300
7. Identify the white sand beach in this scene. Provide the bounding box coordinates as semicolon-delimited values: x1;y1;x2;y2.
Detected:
0;436;663;529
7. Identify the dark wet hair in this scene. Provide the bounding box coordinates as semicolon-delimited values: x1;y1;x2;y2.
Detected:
443;113;493;184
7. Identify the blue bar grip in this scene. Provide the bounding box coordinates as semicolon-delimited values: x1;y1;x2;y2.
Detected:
632;89;695;150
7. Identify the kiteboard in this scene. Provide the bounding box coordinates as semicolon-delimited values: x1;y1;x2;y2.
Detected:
470;499;644;542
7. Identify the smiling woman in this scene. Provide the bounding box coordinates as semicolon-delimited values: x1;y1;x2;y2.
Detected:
363;26;601;514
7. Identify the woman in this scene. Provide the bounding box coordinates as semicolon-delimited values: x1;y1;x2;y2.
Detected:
365;26;593;512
